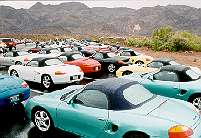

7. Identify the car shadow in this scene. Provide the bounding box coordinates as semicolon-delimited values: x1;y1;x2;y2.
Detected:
28;127;79;138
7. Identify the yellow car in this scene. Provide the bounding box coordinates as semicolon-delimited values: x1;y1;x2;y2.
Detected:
116;58;177;77
117;50;153;65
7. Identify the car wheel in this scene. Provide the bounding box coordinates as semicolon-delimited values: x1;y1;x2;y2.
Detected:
124;132;150;138
191;96;201;110
41;75;53;89
122;71;133;76
135;61;144;65
33;109;53;132
15;61;23;65
108;64;116;73
10;70;19;77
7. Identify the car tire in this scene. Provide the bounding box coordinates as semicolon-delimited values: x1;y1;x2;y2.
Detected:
41;75;53;90
188;94;201;110
33;108;54;133
122;71;133;76
15;61;23;65
135;61;144;65
10;70;19;77
108;64;116;73
124;132;150;138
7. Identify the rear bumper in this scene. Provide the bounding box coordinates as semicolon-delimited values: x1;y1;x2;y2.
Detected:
52;72;84;84
0;88;30;108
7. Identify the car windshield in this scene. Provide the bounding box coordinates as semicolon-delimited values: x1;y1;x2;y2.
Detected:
186;69;201;80
45;59;63;66
169;61;180;65
2;39;12;42
111;84;156;111
72;54;84;60
17;51;29;56
107;52;116;57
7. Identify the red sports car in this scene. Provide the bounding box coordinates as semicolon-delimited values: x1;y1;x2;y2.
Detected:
58;52;101;74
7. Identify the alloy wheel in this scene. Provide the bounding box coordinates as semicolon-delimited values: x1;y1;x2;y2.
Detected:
34;110;51;132
42;75;51;89
192;97;201;110
108;64;116;73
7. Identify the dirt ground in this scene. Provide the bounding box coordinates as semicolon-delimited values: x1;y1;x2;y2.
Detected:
134;47;201;69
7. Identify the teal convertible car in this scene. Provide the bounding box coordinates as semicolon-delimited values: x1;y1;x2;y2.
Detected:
123;65;201;110
25;78;201;138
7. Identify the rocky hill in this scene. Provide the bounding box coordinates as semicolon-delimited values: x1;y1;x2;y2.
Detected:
1;2;201;36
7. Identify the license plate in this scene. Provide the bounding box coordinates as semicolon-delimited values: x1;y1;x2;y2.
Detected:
72;75;79;80
10;95;19;102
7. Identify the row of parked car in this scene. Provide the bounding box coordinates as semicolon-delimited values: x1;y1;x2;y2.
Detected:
1;38;201;138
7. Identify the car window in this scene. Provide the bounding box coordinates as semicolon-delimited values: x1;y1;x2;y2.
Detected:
121;52;131;56
2;39;12;42
27;61;39;67
153;71;179;82
147;61;163;68
94;53;103;59
75;90;108;109
58;56;68;62
50;49;60;54
123;84;153;105
4;52;13;57
186;69;200;80
72;54;84;60
17;51;29;56
45;59;63;66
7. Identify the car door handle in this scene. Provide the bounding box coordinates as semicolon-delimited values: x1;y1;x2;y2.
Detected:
98;117;106;121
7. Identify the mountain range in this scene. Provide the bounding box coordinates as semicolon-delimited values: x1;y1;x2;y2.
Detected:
1;2;201;36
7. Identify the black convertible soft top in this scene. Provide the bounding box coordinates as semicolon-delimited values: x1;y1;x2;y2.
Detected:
160;65;190;72
84;78;146;110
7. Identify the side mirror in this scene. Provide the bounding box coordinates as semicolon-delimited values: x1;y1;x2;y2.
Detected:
148;75;154;81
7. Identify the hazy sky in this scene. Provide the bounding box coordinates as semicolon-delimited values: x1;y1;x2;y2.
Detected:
0;0;201;9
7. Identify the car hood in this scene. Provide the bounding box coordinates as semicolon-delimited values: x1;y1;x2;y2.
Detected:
147;98;200;128
119;96;200;128
34;85;84;101
0;75;23;93
72;57;100;66
43;64;82;73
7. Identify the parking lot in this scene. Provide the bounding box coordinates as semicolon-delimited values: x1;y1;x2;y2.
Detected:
0;43;115;138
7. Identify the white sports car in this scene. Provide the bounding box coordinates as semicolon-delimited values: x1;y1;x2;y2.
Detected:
8;57;84;89
0;51;40;66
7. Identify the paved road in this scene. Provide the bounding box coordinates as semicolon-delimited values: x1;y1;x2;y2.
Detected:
0;44;115;137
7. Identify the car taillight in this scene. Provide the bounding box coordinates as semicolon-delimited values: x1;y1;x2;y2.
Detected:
21;81;28;88
117;60;125;65
168;125;193;138
55;71;66;75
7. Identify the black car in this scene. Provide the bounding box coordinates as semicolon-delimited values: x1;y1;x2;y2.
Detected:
39;48;60;54
91;51;130;73
146;58;180;68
